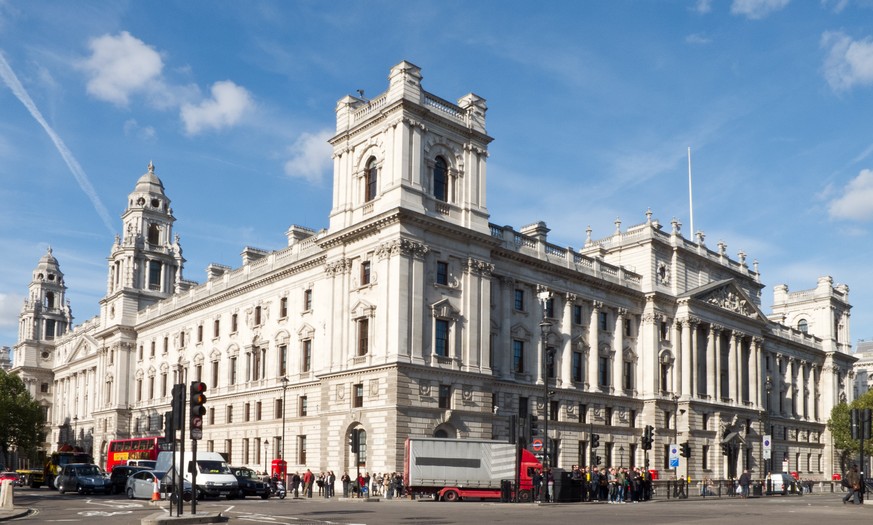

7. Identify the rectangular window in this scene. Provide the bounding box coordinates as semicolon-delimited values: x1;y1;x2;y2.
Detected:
435;319;449;357
358;319;369;356
298;435;307;465
197;324;203;343
546;347;556;378
138;345;143;361
256;401;262;421
544;298;554;318
702;445;709;470
549;400;558;421
225;440;232;464
243;438;250;465
279;344;288;376
660;320;669;340
151;341;155;357
231;313;238;333
629;409;637;428
136;379;142;402
208;407;215;425
214;319;220;338
436;261;448;285
514;289;524;311
161;373;167;397
302;340;312;372
254;306;262;326
579;403;588;424
244;403;251;422
163;337;168;353
573;304;583;325
148;261;162;290
40;383;49;394
229;356;237;385
195;364;202;382
599;356;609;387
519;396;529;419
304;289;312;311
299;396;308;417
361;261;371;285
227;405;234;424
599;311;609;331
605;407;612;426
148;376;154;399
280;297;288;318
623;361;633;390
513;340;524;373
438;384;451;409
625;318;633;337
353;383;364;408
275;398;283;419
572;351;583;382
212;361;219;387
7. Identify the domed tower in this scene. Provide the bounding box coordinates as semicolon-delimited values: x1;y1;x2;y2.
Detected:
12;246;73;394
100;162;186;328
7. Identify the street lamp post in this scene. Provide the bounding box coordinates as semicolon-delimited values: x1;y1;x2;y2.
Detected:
281;376;289;483
765;375;773;493
73;416;78;448
538;288;553;502
264;439;270;475
619;446;625;467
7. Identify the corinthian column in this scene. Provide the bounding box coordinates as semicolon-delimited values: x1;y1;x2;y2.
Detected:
588;302;601;390
681;320;692;398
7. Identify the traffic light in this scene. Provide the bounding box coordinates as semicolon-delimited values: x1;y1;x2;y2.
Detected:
189;381;207;440
680;442;691;458
171;383;185;429
595;455;602;466
591;433;600;449
721;443;729;456
163;411;174;444
349;429;360;454
642;425;654;450
530;415;540;436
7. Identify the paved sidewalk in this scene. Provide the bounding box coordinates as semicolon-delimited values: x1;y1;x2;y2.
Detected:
0;507;31;521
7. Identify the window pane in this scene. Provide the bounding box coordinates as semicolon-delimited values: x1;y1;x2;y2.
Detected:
435;320;449;357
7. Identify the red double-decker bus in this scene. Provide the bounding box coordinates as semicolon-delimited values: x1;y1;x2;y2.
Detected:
106;437;167;471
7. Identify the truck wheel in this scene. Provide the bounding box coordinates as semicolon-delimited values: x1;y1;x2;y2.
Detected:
517;490;532;503
442;490;460;502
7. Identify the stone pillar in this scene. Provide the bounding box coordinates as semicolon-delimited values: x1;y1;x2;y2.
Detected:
714;327;722;401
499;278;513;378
798;361;808;419
613;308;625;393
681;320;692;398
785;357;795;418
706;325;716;400
751;338;761;408
588;302;601;391
690;321;699;398
561;293;576;386
728;332;738;403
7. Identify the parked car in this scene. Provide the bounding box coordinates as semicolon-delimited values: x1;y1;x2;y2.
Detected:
125;470;191;501
56;463;111;495
109;465;148;495
231;467;270;499
0;472;20;486
767;472;796;495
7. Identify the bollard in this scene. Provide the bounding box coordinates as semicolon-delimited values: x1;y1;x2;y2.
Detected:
0;479;13;510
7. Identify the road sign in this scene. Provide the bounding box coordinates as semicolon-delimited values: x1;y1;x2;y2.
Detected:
763;435;771;459
531;438;544;451
669;443;679;468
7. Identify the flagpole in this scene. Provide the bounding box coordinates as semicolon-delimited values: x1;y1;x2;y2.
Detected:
687;147;694;241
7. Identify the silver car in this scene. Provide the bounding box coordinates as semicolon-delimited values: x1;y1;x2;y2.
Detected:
125;470;192;501
56;463;111;495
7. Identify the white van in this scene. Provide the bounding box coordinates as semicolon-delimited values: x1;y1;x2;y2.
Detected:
155;451;238;499
767;472;795;495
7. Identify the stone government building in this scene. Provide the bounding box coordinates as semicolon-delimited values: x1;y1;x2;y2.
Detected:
12;61;856;481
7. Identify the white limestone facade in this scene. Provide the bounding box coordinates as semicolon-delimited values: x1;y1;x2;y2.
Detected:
12;61;856;481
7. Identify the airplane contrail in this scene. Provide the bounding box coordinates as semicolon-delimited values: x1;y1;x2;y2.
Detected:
0;50;116;236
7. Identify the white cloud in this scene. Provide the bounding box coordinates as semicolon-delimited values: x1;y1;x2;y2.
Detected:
283;129;333;184
0;292;23;329
828;169;873;221
821;31;873;92
80;31;164;106
821;0;849;13
686;33;712;45
180;80;253;135
694;0;713;13
122;119;156;141
730;0;790;19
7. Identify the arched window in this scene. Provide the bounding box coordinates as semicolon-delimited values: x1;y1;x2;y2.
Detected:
147;224;160;245
433;156;448;202
797;319;808;334
365;157;378;202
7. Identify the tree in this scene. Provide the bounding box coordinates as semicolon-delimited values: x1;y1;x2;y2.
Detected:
0;371;44;468
827;389;873;473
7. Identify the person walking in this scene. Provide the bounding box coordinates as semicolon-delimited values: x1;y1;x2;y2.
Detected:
738;470;751;499
341;471;351;498
843;464;862;505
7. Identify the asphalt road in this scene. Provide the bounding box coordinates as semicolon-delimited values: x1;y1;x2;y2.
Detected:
7;489;869;525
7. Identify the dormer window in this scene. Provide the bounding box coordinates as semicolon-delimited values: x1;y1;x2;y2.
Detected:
798;319;808;334
365;157;378;202
434;156;448;202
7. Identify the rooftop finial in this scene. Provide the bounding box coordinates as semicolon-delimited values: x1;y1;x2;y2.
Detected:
148;160;155;174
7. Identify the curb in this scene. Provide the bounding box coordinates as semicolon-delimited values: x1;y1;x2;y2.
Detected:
0;508;33;521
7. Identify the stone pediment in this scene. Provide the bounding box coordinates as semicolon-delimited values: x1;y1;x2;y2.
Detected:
683;279;766;321
65;334;100;365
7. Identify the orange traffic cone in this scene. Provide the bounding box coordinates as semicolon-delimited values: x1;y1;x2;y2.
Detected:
151;478;161;501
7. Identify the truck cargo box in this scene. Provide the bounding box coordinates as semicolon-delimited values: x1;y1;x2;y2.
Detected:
406;438;517;488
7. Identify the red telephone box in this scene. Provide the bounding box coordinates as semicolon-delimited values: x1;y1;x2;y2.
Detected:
271;459;287;481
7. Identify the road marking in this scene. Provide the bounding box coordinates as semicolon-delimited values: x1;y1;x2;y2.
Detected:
78;510;134;517
84;498;143;508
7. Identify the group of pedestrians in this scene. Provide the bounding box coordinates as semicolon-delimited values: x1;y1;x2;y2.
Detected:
531;465;653;503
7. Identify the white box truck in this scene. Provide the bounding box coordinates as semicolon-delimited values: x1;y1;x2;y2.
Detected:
155;451;238;499
404;438;541;502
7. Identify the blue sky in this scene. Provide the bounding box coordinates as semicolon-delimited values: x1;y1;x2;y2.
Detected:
2;0;873;350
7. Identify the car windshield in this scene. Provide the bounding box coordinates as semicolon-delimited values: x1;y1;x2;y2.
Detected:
234;468;256;479
196;460;230;475
137;461;156;469
76;465;101;476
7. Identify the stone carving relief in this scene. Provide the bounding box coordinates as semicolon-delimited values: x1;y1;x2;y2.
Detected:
702;286;755;317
